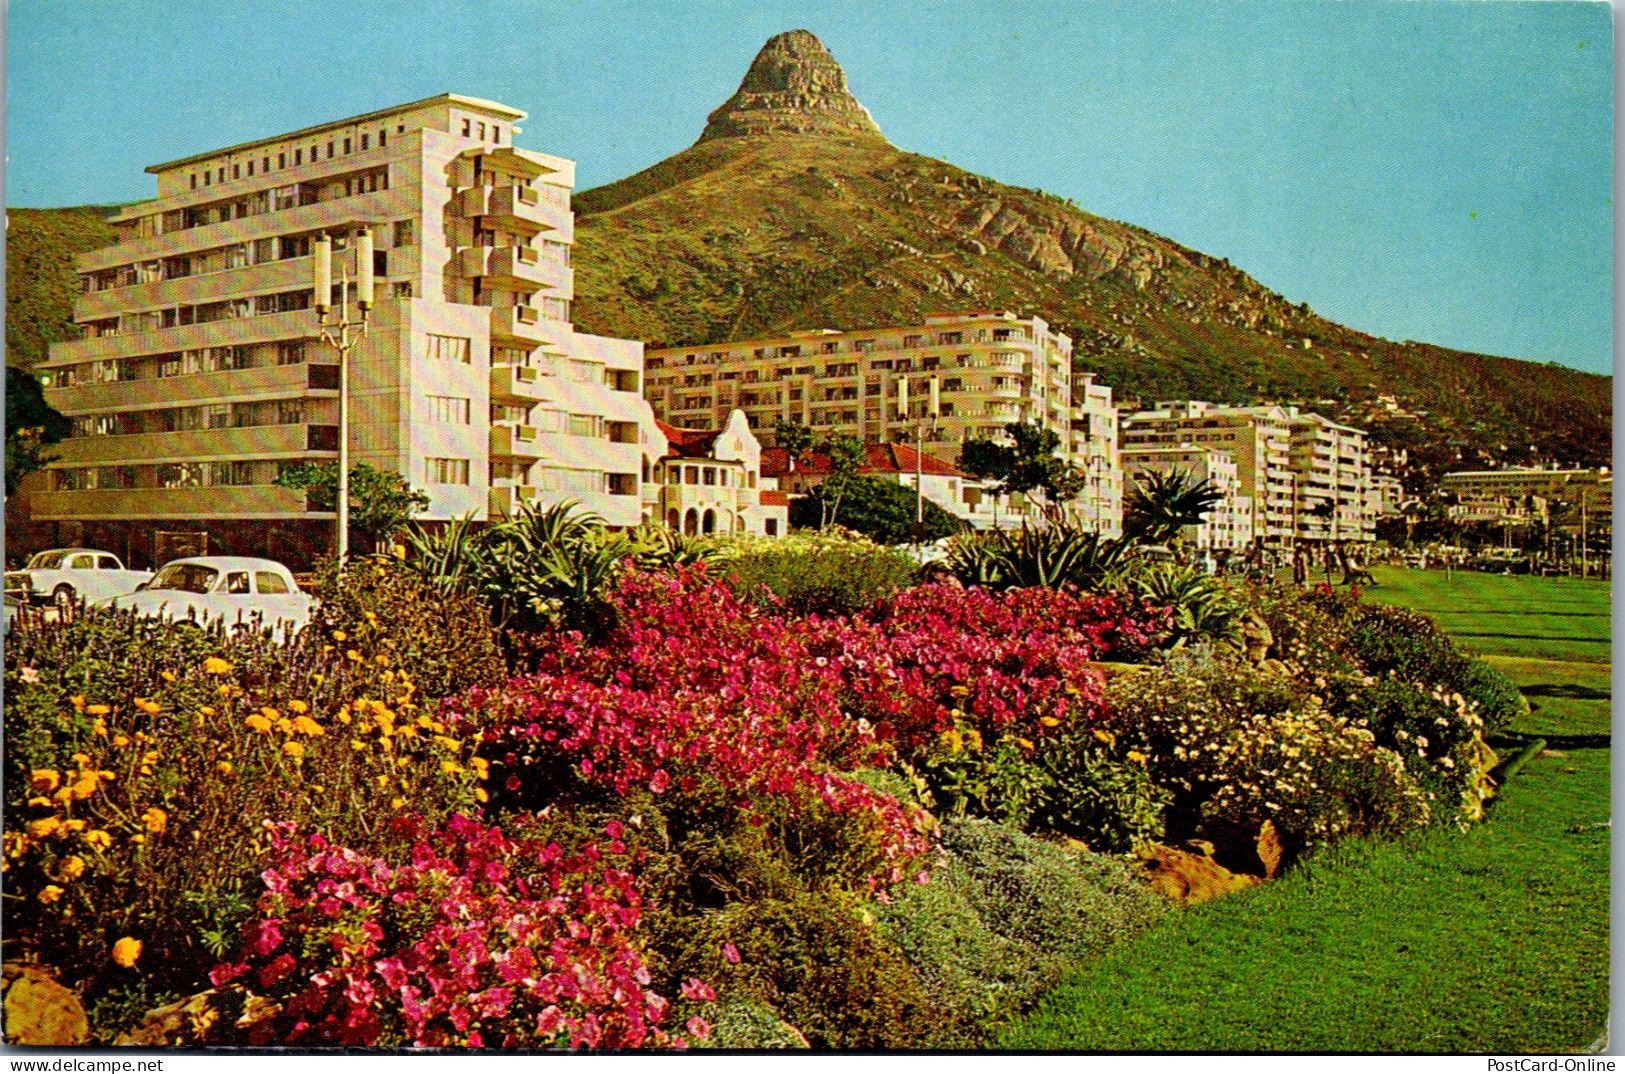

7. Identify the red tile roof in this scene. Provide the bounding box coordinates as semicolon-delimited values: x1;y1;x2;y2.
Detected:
759;443;966;480
759;489;790;507
655;419;721;458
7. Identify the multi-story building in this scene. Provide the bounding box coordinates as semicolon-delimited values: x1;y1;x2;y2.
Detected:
30;95;693;565
1122;401;1375;546
1283;408;1372;543
1071;379;1123;537
645;311;1077;451
1120;444;1254;552
1121;401;1296;546
1440;467;1612;528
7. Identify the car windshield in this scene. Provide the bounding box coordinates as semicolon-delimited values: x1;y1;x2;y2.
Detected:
26;552;68;569
148;563;218;594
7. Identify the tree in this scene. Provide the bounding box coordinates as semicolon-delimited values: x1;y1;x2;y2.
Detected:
959;421;1085;518
1123;468;1222;548
789;476;960;544
772;417;815;471
818;435;866;530
275;462;430;552
5;366;71;496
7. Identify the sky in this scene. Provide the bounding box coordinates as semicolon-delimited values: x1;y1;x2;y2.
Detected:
5;0;1615;375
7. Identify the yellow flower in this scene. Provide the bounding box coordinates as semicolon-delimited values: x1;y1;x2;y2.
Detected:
160;670;177;683
128;834;145;845
292;716;325;737
26;797;52;810
82;830;112;852
203;657;233;675
475;788;490;804
92;719;108;738
142;807;167;835
332;630;347;642
1126;750;1149;765
27;817;62;840
351;739;367;752
312;673;325;685
70;752;91;766
217;761;234;776
440;761;464;776
375;774;389;789
200;706;216;717
111;937;142;968
374;654;390;667
133;698;160;715
287;699;309;715
67;774;101;800
86;704;111;717
29;770;60;794
245;714;273;734
346;650;362;662
283;741;306;759
390;796;406;810
113;735;131;748
61;819;86;834
1039;716;1061;728
70;695;86;710
1016;737;1036;753
1092;729;1117;747
58;856;86;881
39;885;64;905
433;735;460;752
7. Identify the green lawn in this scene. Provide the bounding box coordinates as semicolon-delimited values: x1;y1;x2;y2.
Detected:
999;567;1611;1053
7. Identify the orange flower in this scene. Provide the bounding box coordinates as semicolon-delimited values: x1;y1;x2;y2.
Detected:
111;937;142;968
39;885;64;905
282;742;306;760
142;807;167;835
133;698;161;715
58;856;86;881
245;714;273;734
28;770;60;794
203;657;232;675
27;818;61;839
287;700;309;715
82;830;113;852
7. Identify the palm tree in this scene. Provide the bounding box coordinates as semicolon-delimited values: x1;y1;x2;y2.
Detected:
1123;469;1223;550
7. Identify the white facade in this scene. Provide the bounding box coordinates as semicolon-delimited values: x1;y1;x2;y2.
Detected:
1121;444;1255;552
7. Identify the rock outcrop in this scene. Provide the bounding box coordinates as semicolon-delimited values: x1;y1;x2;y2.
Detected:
699;30;885;143
2;963;88;1046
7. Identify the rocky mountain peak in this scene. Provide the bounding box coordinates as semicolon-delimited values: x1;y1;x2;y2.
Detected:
698;29;885;143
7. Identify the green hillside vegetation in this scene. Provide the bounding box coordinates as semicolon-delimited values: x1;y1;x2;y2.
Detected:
5;206;119;372
571;133;1609;480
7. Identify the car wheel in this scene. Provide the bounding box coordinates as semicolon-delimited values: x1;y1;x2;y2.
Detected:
51;584;75;610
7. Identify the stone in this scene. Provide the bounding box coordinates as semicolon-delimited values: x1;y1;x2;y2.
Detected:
1140;844;1263;904
2;963;88;1046
113;986;281;1047
1255;819;1284;879
699;30;885;143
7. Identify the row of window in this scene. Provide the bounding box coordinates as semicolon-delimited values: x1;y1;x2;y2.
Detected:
82;288;318;339
83;221;413;294
142;167;389;241
53;458;286;491
651;351;1044;381
70;398;311;438
188;125;405;191
50;342;316;388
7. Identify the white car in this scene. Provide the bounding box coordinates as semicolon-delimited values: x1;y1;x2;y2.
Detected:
5;548;153;609
104;556;313;637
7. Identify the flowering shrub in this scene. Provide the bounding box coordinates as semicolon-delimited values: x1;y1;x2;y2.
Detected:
1102;654;1432;861
716;533;919;616
212;815;700;1049
3;609;488;1002
1347;605;1524;735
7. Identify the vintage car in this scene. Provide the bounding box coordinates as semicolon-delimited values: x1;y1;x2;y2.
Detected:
102;556;313;636
4;548;153;608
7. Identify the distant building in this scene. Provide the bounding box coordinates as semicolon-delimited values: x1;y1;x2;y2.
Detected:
1440;467;1612;528
651;410;786;537
1121;444;1254;551
1283;408;1372;543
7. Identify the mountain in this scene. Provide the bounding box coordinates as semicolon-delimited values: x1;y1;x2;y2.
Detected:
569;30;1610;483
5;32;1609;486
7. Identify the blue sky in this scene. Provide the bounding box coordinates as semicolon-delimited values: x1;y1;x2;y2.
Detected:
5;0;1614;375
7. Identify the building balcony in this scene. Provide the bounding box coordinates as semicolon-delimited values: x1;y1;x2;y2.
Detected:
31;484;316;521
456;245;571;293
74;256;314;323
489;424;543;458
457;184;571;238
45;310;320;365
489;305;569;350
49;423;330;467
489;363;547;402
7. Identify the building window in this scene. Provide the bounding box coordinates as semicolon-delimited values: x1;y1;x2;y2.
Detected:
493;126;502;142
247;160;254;176
233;164;241;179
360;133;369;150
461;119;471;136
393;219;414;247
426;457;470;484
429;395;471;424
425;334;471;363
379;129;387;147
278;152;286;168
190;174;197;190
393;281;413;298
343;137;352;154
567;414;597;437
294;148;302;165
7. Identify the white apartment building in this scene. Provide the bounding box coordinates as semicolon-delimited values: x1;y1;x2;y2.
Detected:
644;311;1123;531
1121;444;1254;552
31;95;697;566
1440;467;1612;527
1122;401;1375;546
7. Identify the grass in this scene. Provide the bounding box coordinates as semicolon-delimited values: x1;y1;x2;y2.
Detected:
998;566;1610;1053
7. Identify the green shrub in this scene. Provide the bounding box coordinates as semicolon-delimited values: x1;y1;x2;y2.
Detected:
1246;582;1358;676
702;999;809;1049
789;476;961;544
1349;605;1524;734
944;522;1127;592
670;890;935;1049
309;554;504;699
1031;732;1170;853
1123;562;1243;648
715;535;918;615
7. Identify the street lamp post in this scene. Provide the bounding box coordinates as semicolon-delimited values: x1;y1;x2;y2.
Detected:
898;374;940;546
311;227;374;566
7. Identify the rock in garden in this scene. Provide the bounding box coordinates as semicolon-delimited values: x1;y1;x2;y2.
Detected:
2;963;88;1046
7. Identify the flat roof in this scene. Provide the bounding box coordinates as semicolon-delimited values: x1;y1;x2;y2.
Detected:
147;93;526;173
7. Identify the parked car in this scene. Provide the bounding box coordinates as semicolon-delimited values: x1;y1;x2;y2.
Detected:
102;556;313;637
4;548;153;609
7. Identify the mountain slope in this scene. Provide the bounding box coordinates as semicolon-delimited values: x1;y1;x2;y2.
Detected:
5;206;118;373
570;30;1609;481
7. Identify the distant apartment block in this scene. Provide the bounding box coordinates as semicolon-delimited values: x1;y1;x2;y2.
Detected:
1122;401;1374;545
644;311;1122;531
1440;467;1612;527
1121;444;1254;551
31;95;733;565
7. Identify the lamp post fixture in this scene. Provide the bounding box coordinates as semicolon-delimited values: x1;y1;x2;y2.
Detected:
898;374;940;546
311;226;374;566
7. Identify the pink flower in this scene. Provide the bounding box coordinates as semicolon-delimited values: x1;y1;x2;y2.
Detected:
722;943;740;965
680;978;716;1002
686;1016;711;1039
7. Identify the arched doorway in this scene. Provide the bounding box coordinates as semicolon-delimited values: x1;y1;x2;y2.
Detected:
702;508;716;535
684;508;699;536
667;508;680;531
